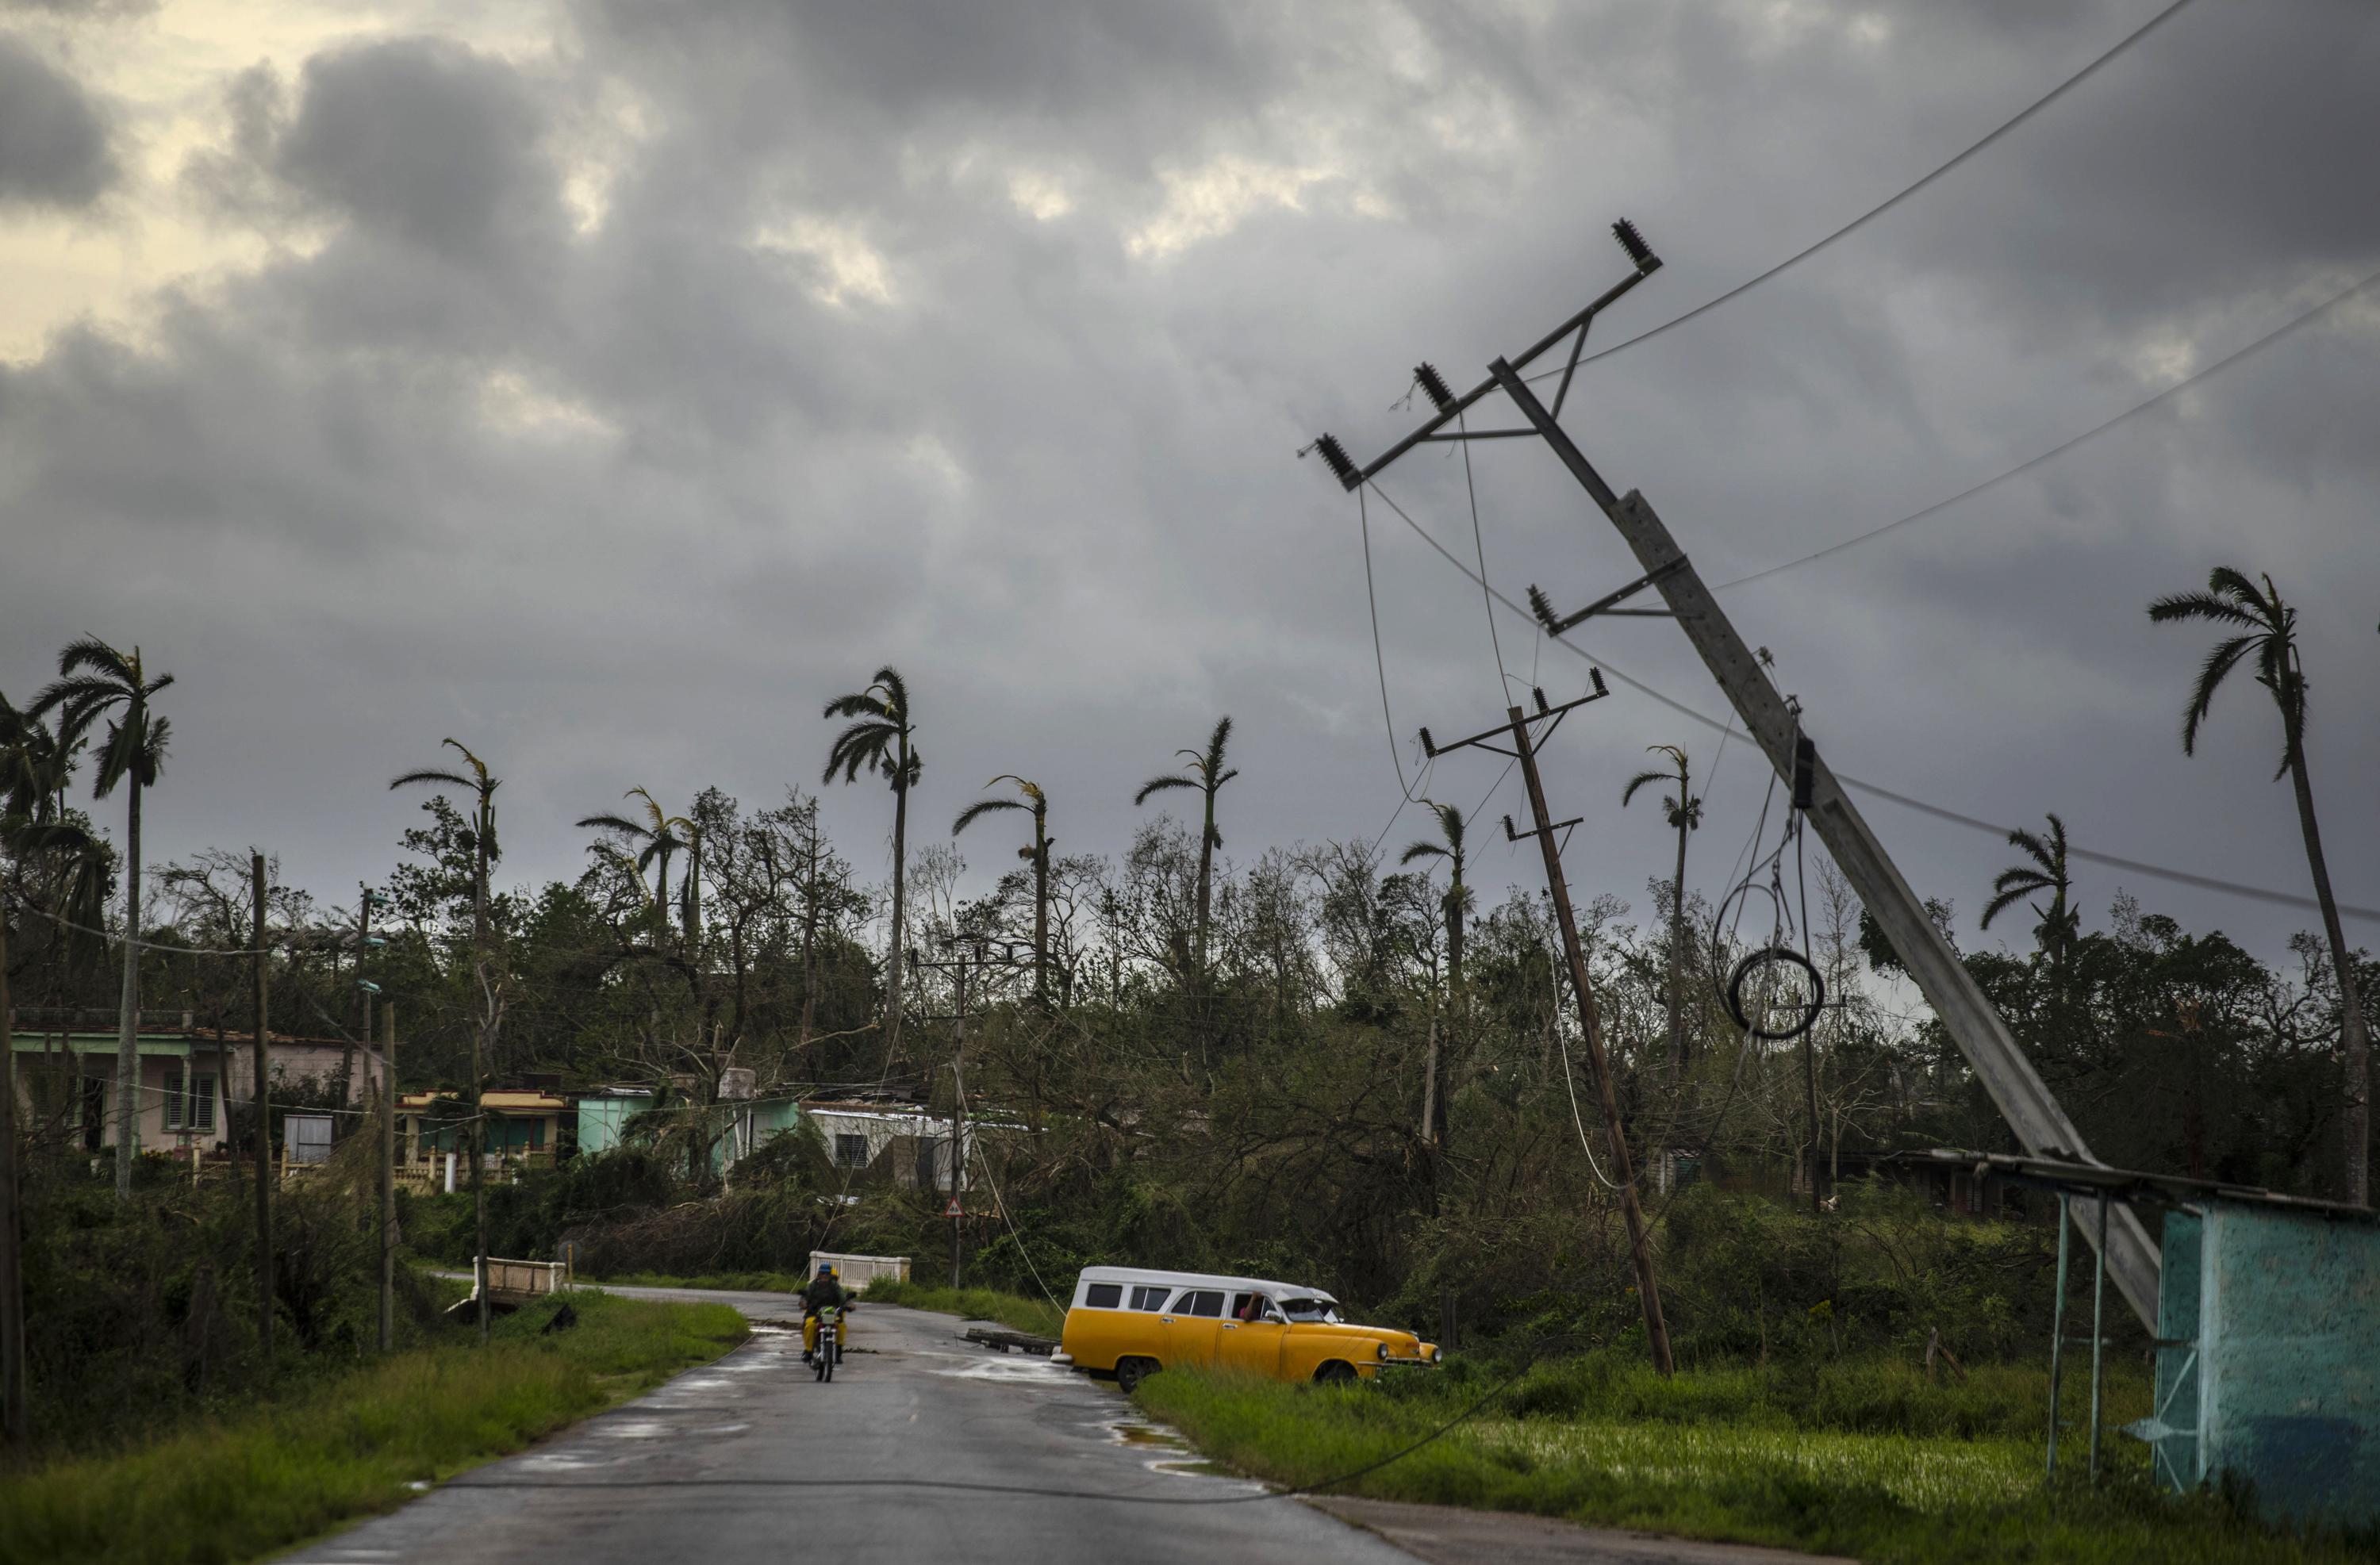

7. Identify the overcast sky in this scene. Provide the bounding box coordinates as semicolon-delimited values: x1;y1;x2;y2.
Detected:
2;0;2374;966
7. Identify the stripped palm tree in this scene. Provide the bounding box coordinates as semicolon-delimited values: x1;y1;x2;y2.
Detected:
390;739;502;1340
579;788;699;944
1134;715;1237;981
953;776;1053;1007
2150;568;2370;1204
1399;801;1471;1158
31;639;172;1199
0;694;84;825
823;668;919;1068
1981;813;2078;965
1622;745;1700;1080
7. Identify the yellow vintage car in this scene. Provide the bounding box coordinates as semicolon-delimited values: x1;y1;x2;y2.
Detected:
1055;1266;1441;1390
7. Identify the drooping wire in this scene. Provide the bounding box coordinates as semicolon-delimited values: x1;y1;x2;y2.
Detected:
1356;485;1422;805
1357;471;2380;926
1451;420;1511;697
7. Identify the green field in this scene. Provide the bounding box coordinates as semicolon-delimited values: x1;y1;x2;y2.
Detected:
1136;1355;2370;1565
0;1291;748;1565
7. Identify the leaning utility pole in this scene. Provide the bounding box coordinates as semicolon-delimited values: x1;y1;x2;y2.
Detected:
378;1003;397;1353
1420;684;1675;1375
1309;218;2162;1329
0;912;28;1446
250;850;274;1367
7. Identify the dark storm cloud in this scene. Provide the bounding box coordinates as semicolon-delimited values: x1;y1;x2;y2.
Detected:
2;0;2374;964
0;35;114;208
274;39;562;262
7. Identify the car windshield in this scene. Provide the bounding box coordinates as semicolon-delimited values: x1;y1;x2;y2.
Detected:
1277;1296;1342;1322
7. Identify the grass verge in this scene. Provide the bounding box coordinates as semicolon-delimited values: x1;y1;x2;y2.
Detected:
1136;1356;2371;1565
861;1279;1065;1339
0;1291;748;1565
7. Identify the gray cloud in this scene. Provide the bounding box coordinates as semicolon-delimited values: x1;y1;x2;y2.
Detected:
3;0;2375;968
0;35;114;208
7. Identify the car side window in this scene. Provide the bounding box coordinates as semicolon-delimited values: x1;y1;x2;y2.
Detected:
1084;1283;1123;1309
1184;1291;1225;1318
1130;1285;1171;1310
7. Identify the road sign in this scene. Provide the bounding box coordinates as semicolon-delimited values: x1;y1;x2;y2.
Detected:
944;1197;964;1218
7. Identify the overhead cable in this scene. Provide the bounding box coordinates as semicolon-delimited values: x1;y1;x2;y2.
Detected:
1712;263;2380;589
1526;0;2205;379
1357;481;2380;926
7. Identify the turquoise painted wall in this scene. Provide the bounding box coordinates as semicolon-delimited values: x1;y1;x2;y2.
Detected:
2152;1200;2380;1528
574;1093;800;1172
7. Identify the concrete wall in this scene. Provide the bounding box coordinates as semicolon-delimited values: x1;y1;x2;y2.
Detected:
9;1034;385;1153
2159;1199;2380;1528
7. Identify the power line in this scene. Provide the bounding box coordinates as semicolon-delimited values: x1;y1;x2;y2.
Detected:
1523;0;2205;380
1711;263;2380;589
1357;481;2380;927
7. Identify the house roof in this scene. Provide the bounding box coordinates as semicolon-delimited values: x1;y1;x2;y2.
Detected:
1906;1149;2380;1223
400;1088;568;1113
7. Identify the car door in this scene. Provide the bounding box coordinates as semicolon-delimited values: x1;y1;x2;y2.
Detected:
1216;1294;1287;1379
1159;1288;1226;1366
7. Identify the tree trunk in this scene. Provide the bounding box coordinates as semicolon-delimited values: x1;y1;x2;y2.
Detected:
1668;815;1689;1083
1194;790;1215;980
885;745;908;1075
1032;824;1050;1010
470;824;491;1346
113;777;142;1198
1436;876;1461;1156
797;841;820;1063
0;903;28;1446
2290;748;2370;1205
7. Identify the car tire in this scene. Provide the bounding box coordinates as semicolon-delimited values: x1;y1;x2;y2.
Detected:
1315;1360;1359;1386
1115;1357;1157;1394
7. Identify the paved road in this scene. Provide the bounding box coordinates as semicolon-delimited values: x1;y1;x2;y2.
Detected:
288;1283;1420;1565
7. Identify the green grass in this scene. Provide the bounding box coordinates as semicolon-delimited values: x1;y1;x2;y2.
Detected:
860;1279;1065;1339
0;1291;748;1565
1136;1356;2371;1565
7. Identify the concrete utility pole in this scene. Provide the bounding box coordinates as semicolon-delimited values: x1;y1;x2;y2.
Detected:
250;850;274;1367
1421;685;1675;1375
1311;218;2160;1329
378;1003;397;1353
0;915;28;1447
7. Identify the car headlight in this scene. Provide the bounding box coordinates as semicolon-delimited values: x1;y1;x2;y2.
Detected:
1376;1342;1390;1361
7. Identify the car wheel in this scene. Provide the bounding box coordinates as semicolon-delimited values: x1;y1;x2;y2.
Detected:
1115;1356;1157;1394
1315;1360;1359;1386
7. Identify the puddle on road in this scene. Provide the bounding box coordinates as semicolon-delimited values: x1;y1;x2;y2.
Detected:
600;1420;751;1439
1111;1422;1188;1451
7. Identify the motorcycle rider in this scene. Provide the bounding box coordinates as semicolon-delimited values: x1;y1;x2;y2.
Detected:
801;1262;850;1363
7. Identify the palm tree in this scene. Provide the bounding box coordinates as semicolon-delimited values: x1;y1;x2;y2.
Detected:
1981;812;2078;964
0;694;84;824
1622;745;1700;1080
390;739;501;1341
1134;716;1238;981
823;668;920;1068
579;788;698;944
953;776;1053;1007
1399;801;1472;1156
32;639;172;1199
2150;568;2370;1205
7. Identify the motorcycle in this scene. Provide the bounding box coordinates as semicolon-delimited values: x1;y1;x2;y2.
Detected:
809;1305;844;1382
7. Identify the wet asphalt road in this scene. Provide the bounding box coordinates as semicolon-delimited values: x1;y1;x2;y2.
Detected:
285;1283;1418;1565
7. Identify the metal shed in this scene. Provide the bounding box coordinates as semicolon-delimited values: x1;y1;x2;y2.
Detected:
1921;1151;2380;1529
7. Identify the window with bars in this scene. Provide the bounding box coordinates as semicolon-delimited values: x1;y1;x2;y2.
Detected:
165;1074;217;1134
835;1133;869;1168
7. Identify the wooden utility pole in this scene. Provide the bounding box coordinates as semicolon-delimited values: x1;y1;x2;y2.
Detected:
345;889;371;1107
250;850;273;1367
1;913;28;1447
378;1003;396;1353
1505;699;1674;1375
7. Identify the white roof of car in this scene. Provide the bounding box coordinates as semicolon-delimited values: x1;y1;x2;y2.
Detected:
1075;1264;1335;1301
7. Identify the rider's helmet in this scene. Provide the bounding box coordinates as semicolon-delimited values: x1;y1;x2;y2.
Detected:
818;1261;835;1277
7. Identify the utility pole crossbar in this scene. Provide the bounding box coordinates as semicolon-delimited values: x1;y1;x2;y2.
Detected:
1316;217;2162;1332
